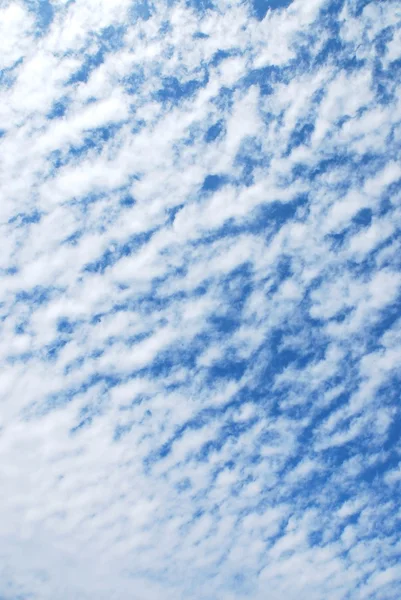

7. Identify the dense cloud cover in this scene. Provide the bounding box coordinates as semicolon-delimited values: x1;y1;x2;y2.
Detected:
1;0;401;598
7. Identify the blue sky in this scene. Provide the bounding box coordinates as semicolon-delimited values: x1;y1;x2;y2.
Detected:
0;0;401;598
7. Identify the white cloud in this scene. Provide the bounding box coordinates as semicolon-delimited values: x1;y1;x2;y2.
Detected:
1;0;401;598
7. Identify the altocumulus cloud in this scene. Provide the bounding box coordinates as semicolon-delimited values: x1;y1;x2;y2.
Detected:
0;0;401;598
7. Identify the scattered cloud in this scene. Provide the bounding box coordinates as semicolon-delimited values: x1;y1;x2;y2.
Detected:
1;0;401;598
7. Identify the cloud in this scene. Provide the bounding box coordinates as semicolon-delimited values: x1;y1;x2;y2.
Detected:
0;0;401;598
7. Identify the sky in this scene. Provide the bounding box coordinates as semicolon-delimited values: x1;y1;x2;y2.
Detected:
0;0;401;598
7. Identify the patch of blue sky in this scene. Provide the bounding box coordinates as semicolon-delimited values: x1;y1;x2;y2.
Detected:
8;209;42;227
155;73;209;106
67;50;106;85
204;119;225;143
129;0;154;22
0;58;23;91
123;69;145;95
252;0;293;21
186;0;216;13
67;27;126;86
15;285;58;307
46;97;69;120
23;0;54;35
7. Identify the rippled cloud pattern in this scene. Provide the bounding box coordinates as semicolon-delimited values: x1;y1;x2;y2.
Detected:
1;0;401;598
